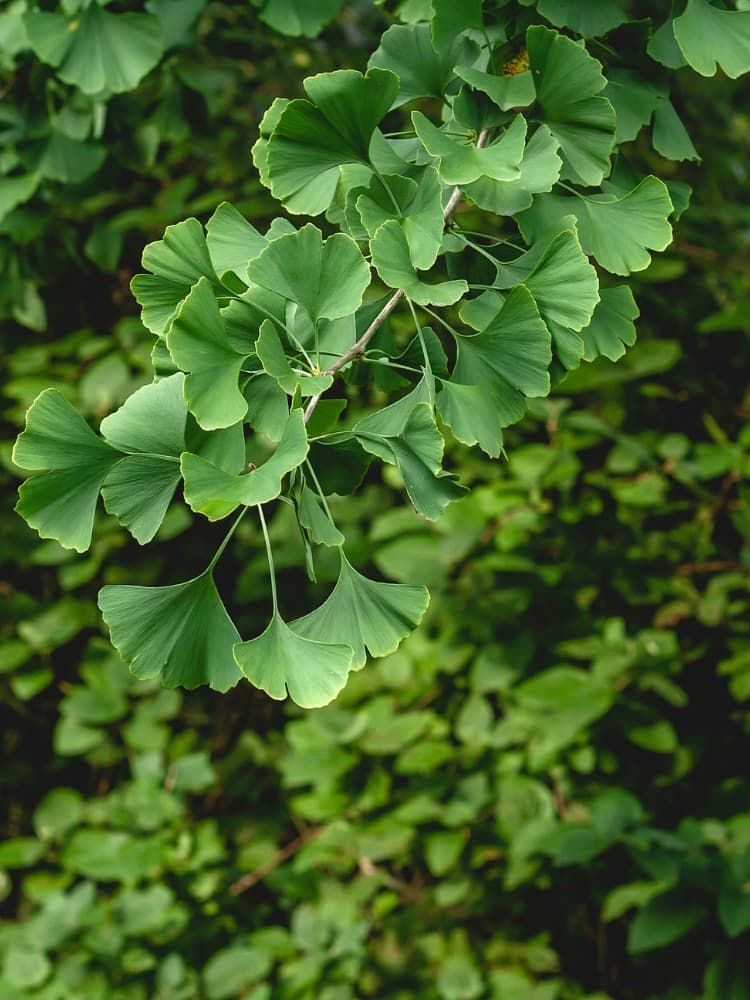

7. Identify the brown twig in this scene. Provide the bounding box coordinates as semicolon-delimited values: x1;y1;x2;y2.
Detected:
229;824;324;895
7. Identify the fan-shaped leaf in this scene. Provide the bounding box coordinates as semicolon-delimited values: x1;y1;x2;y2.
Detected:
252;0;343;38
580;287;639;362
437;381;505;458
205;202;268;287
255;321;333;396
464;125;561;215
234;612;353;708
526;0;627;38
455;65;536;111
99;573;241;692
412;111;525;185
673;0;750;79
293;552;429;669
370;220;468;307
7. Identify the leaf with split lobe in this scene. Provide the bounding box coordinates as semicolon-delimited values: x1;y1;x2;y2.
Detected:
673;0;750;79
580;287;639;362
464;125;561;216
182;409;308;521
167;277;249;430
246;224;370;323
456;65;536;111
255;321;333;397
412;112;525;186
292;552;429;669
205;202;269;287
234;611;354;708
370;220;468;307
13;389;120;552
438;381;505;459
265;67;399;214
99;572;241;692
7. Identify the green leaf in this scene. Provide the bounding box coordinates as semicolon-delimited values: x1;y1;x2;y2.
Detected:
13;389;120;552
532;0;627;37
431;0;483;50
36;127;106;183
99;571;241;692
0;173;40;224
24;5;164;95
438;381;505;458
455;65;536;111
292;551;429;669
464;124;561;215
412;111;525;185
652;97;700;162
167;276;249;429
368;22;477;108
182;409;308;520
603;70;661;143
580;286;639;362
205;202;268;286
449;285;552;429
718;889;750;938
234;611;354;708
627;891;707;953
244;373;290;441
131;218;223;336
673;0;750;79
527;25;616;186
203;945;273;1000
353;166;444;269
247;223;370;322
371;219;468;306
647;18;687;69
256;321;333;397
297;482;344;547
251;0;343;37
265;67;399;214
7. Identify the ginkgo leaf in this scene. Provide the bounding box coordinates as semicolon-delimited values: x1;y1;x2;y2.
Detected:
246;224;370;322
437;381;505;458
255;321;333;397
292;552;429;669
24;5;163;95
234;611;354;708
265;67;399;214
353;166;444;269
13;390;120;552
652;98;700;162
182;409;308;520
100;457;183;546
166;276;249;429
252;0;343;38
370;220;468;307
99;572;241;692
412;111;525;185
603;70;661;144
527;25;616;186
131;218;223;335
205;202;268;286
297;482;344;547
464;125;561;215
673;0;750;79
35;128;106;184
580;286;639;362
455;65;536;111
0;174;40;224
524;0;627;38
431;0;483;50
368;21;478;108
244;374;290;442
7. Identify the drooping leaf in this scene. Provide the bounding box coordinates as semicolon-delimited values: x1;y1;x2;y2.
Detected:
437;381;505;459
0;173;40;224
296;482;344;547
255;320;333;396
265;67;400;214
24;5;164;95
244;373;290;442
246;223;370;322
98;572;241;692
603;70;661;144
580;286;639;362
464;125;561;215
652;97;700;162
131;218;223;336
455;65;536;111
205;202;268;286
412;111;525;185
251;0;343;37
166;276;249;429
234;611;354;708
182;409;308;520
293;551;429;668
647;18;687;70
527;25;616;186
13;390;120;552
370;220;468;307
368;22;478;108
673;0;750;79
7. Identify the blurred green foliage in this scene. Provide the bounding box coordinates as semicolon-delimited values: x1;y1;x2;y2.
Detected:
2;1;749;998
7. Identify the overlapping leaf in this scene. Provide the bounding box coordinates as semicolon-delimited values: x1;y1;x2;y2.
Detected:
464;125;561;215
580;287;639;363
521;0;628;38
205;202;269;288
412;112;525;186
255;321;332;397
672;0;750;79
370;220;468;307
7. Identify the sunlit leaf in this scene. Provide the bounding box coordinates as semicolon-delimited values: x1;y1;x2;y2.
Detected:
99;572;241;692
234;611;353;708
292;551;429;668
673;0;750;79
205;202;268;287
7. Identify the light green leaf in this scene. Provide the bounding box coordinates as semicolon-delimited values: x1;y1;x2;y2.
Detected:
673;0;750;78
256;320;333;396
99;572;241;691
412;111;525;185
265;67;399;214
24;5;163;95
292;551;429;669
368;22;478;108
370;219;468;306
297;482;344;547
455;65;536;111
167;276;249;429
234;611;353;708
205;202;268;286
182;409;308;520
581;287;639;362
0;173;40;223
13;389;120;552
354;166;444;269
647;18;687;69
532;0;627;37
527;24;616;186
652;97;700;162
355;376;434;446
464;124;561;215
131;218;223;335
252;0;343;37
101;457;183;545
247;223;370;322
437;381;505;458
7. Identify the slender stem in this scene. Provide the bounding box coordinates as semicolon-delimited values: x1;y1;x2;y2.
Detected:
206;508;248;574
405;296;432;374
256;504;278;612
373;168;402;214
419;302;462;339
304;459;336;524
457;231;502;268
303;128;489;425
